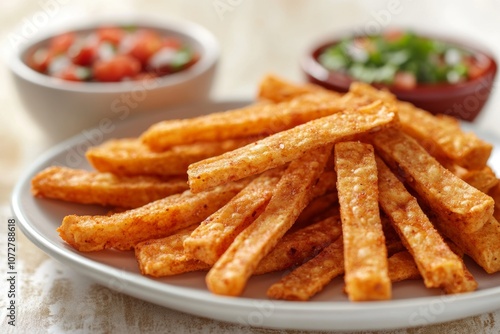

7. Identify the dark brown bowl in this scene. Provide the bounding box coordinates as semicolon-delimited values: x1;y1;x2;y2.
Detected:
301;32;497;121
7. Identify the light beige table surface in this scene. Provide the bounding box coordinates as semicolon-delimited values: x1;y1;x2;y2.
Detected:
1;1;500;333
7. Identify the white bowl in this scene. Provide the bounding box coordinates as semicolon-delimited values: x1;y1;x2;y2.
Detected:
8;15;219;142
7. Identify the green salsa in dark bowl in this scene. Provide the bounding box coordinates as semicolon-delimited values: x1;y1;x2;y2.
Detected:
301;30;497;121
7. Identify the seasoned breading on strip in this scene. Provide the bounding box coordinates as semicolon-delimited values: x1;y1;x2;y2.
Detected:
429;213;500;274
294;192;339;228
135;225;210;277
267;246;422;301
136;211;342;278
254;211;342;275
373;128;494;234
57;179;249;252
387;251;421;283
258;74;338;102
86;137;259;177
375;156;473;291
262;78;493;171
446;164;498;193
188;100;397;193
267;237;345;301
206;145;332;296
335;141;391;301
141;93;344;151
31;166;188;208
349;82;493;170
183;167;284;265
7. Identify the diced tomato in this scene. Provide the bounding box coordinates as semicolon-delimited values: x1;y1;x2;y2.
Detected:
69;42;97;66
393;71;417;90
92;54;141;82
26;26;194;82
49;32;76;55
128;29;163;65
97;27;125;45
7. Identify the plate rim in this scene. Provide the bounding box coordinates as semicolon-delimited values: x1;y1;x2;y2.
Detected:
10;99;500;331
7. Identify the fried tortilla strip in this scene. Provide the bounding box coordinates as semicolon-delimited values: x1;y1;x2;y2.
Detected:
183;167;284;265
31;166;188;208
188;100;397;193
449;164;498;193
294;192;339;228
387;251;421;283
255;211;342;275
373;128;494;234
430;214;500;274
267;237;344;301
257;74;338;102
135;225;210;277
141;93;346;151
349;82;493;170
376;156;470;290
135;211;342;278
335;142;391;301
57;179;249;252
86;137;258;177
267;246;420;301
382;215;405;256
398;103;492;170
206;145;332;296
442;260;478;294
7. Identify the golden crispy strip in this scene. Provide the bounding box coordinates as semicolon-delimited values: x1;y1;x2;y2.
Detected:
183;167;284;265
57;180;249;252
188;100;397;193
31;166;188;208
135;225;210;277
205;145;332;296
398;102;492;170
86;137;258;177
255;211;342;275
141;93;345;151
382;215;405;256
267;247;421;301
373;128;494;234
267;237;344;301
349;82;492;170
442;260;478;294
387;251;421;283
137;211;342;278
430;214;500;274
294;192;338;228
256;76;493;170
257;74;338;102
335;142;391;301
448;164;498;193
376;156;471;290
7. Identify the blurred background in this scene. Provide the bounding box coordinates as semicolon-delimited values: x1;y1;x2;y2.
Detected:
1;0;499;161
0;1;499;332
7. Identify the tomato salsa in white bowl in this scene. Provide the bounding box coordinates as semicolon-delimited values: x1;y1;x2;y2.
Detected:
8;15;219;142
302;29;497;121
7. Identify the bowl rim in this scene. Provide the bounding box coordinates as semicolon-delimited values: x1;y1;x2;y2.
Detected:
7;14;219;93
301;27;498;98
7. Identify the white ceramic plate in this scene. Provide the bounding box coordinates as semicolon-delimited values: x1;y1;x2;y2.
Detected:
11;100;500;331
